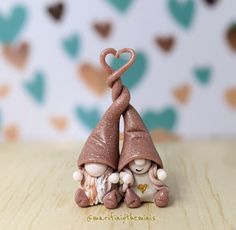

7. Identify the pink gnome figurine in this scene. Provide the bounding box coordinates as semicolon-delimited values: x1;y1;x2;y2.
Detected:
72;52;131;208
73;47;169;209
118;105;169;208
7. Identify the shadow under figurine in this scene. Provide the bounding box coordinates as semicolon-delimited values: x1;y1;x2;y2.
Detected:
118;105;169;208
73;79;130;209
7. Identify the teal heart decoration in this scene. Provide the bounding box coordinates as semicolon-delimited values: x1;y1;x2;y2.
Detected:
106;0;133;13
194;67;212;85
0;5;27;43
110;51;147;89
75;107;101;130
142;107;178;131
62;34;80;59
24;72;45;104
168;0;195;29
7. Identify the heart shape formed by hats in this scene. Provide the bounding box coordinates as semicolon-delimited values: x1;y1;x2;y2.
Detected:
137;184;148;194
110;51;147;89
100;48;136;87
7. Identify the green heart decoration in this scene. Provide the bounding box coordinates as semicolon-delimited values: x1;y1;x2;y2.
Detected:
194;67;212;85
106;0;133;13
75;106;101;130
62;34;80;59
24;72;45;104
142;107;178;131
0;5;27;43
168;0;195;29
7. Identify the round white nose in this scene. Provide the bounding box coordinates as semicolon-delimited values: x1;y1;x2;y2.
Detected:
134;159;146;166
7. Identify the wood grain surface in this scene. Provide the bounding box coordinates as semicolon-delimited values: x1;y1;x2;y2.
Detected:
0;141;235;230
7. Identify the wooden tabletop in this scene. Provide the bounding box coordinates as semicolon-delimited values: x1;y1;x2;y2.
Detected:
0;141;235;230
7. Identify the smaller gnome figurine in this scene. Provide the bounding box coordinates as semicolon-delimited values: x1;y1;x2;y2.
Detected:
118;106;169;208
73;49;131;209
99;47;169;208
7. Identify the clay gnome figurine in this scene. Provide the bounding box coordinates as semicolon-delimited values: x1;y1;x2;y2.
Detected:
118;105;169;208
73;47;169;209
72;64;130;208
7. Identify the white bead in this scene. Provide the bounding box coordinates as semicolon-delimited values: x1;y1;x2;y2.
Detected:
157;169;167;181
109;173;119;184
73;171;83;181
123;173;133;184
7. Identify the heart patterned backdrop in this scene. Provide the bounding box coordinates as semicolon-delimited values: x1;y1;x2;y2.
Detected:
0;0;236;142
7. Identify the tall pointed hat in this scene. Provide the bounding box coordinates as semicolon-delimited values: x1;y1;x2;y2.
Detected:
118;106;163;171
77;48;131;170
77;85;130;170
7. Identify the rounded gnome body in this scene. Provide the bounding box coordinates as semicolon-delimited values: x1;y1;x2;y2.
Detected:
73;68;130;209
73;163;120;209
119;105;169;208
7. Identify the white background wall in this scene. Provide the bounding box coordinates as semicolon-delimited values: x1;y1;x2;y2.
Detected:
0;0;236;141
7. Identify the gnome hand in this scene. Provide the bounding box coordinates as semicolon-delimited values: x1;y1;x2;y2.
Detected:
120;172;133;185
157;169;167;181
73;171;83;182
108;173;120;184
